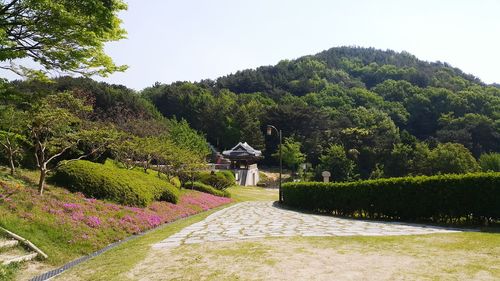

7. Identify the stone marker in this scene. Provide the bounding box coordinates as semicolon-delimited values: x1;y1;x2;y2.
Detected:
321;171;331;183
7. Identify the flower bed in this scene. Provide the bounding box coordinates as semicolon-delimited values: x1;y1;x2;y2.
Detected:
0;179;231;263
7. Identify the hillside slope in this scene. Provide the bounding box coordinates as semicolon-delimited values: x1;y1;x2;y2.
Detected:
144;47;500;179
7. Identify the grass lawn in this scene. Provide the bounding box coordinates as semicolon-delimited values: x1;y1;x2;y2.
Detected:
53;185;500;281
226;185;278;202
122;233;500;281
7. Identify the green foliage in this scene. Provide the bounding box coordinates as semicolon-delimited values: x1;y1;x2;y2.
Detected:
26;92;121;194
196;171;235;190
0;0;127;76
0;262;19;281
183;181;230;197
167;119;210;158
51;160;179;207
437;113;500;156
273;137;305;172
317;144;356;182
0;104;28;174
479;153;500;172
428;143;481;174
169;177;182;188
282;172;500;223
144;47;500;180
216;170;236;182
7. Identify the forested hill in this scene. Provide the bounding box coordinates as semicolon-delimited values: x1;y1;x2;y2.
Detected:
144;46;500;179
216;47;483;95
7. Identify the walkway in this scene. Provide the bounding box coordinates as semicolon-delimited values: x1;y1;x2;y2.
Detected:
153;201;462;249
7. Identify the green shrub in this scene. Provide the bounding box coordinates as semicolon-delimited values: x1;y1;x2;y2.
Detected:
184;181;230;197
169;176;182;188
282;172;500;223
479;153;500;172
217;170;236;182
196;171;234;190
51;160;179;207
428;143;480;174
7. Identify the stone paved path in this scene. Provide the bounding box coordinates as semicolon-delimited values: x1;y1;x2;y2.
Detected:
153;201;463;249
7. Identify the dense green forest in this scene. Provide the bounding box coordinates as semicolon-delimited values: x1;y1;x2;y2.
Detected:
2;47;500;182
142;47;500;180
0;77;210;193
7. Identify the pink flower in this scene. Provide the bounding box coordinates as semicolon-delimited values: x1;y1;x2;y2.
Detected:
86;216;101;228
71;211;85;221
62;203;81;210
145;214;162;227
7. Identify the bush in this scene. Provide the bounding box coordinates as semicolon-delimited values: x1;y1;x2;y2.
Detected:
479;153;500;172
184;181;230;197
217;170;236;182
428;143;480;174
196;171;234;190
51;160;179;207
169;176;182;188
282;172;500;223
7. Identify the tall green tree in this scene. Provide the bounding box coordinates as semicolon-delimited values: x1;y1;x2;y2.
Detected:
0;104;27;175
0;0;127;76
317;144;356;182
29;92;116;194
479;152;500;172
273;137;305;172
428;143;480;175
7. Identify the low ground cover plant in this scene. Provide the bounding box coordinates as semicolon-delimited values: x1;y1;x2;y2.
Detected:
51;160;179;207
282;172;500;224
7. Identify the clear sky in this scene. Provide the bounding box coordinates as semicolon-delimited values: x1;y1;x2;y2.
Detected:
4;0;500;89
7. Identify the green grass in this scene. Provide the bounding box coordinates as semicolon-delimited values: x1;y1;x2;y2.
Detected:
0;263;20;281
56;231;500;281
226;186;278;202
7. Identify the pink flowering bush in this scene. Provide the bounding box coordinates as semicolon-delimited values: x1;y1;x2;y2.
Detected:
0;178;231;260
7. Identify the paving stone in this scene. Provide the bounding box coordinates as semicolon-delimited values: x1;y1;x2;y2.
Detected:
153;201;464;248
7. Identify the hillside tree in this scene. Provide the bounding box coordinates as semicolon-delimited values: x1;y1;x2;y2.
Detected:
0;0;127;77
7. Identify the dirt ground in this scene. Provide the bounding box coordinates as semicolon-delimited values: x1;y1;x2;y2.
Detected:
126;236;499;281
14;261;54;281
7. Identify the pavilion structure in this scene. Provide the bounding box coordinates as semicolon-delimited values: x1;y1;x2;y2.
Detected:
222;142;262;186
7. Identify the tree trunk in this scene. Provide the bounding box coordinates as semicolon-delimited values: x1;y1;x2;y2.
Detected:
38;168;47;195
8;151;15;176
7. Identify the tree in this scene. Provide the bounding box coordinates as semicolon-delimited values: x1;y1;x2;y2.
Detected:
29;92;116;194
479;153;500;172
428;143;480;175
234;101;265;150
0;0;127;76
317;144;356;182
273;137;305;172
437;113;500;157
167;119;210;158
337;107;400;178
0;104;27;175
384;143;414;177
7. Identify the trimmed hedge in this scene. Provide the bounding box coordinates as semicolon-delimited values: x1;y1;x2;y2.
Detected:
184;181;231;198
51;160;179;207
282;173;500;222
196;171;235;190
